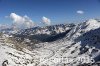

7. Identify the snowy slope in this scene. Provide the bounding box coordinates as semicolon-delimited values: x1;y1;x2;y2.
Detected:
0;38;37;66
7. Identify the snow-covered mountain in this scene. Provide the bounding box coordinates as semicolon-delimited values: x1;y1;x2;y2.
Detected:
11;23;75;44
0;19;100;66
16;23;75;35
0;24;20;34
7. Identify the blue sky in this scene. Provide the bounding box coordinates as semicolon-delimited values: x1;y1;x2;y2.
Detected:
0;0;100;25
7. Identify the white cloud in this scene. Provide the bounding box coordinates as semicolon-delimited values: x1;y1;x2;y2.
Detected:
42;16;51;25
10;13;35;29
77;10;84;14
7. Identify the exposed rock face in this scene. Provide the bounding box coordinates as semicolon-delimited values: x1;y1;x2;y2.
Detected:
2;60;8;66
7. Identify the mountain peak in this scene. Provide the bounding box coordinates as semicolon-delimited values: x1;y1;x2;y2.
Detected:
86;19;100;30
66;19;100;40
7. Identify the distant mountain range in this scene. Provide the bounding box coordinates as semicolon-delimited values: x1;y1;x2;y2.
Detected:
13;23;75;43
